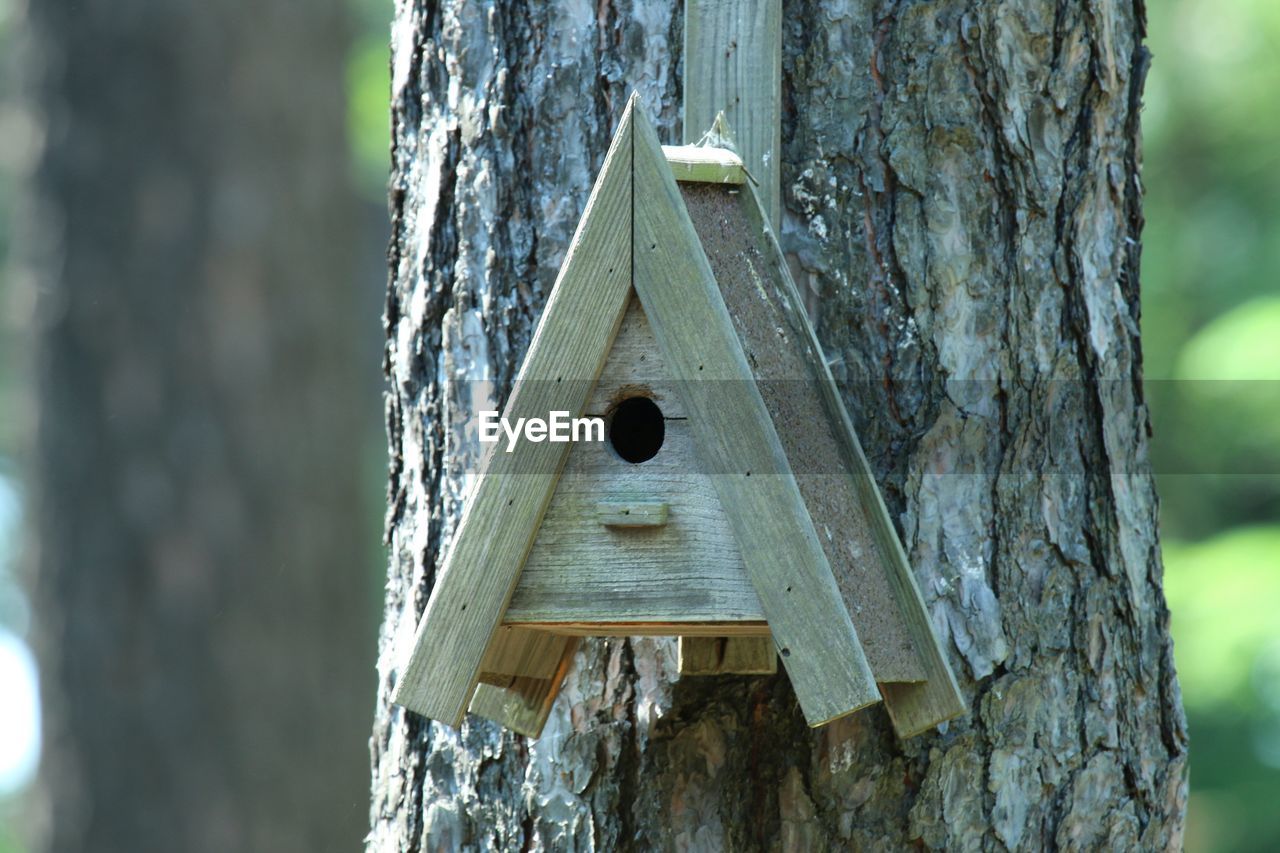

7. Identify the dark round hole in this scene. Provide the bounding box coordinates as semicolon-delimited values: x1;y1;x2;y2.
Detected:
608;396;665;464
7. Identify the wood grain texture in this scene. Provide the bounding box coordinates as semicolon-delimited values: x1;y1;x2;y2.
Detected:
510;376;761;624
512;622;770;637
392;102;637;727
662;144;746;185
595;501;670;527
683;0;781;226
468;639;580;738
478;626;572;681
679;0;783;684
632;108;879;726
679;636;778;675
681;181;966;736
584;296;687;418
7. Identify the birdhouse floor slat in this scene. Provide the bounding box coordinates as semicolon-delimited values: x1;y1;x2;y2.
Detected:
678;636;779;675
478;626;571;681
469;641;579;738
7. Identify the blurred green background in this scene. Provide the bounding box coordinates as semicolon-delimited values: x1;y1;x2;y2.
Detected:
1144;1;1280;850
0;0;1278;850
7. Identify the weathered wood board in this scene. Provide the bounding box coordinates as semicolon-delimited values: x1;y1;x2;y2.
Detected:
509;416;763;623
684;0;781;225
511;622;770;638
478;626;571;682
678;179;965;735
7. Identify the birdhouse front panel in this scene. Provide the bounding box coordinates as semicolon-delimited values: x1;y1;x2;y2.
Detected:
507;293;768;633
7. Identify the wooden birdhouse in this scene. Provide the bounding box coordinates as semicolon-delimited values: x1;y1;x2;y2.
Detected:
393;96;966;740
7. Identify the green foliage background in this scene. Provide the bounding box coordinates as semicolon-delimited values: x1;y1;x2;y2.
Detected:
0;0;1277;849
1144;1;1280;849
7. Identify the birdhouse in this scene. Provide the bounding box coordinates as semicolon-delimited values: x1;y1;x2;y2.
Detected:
393;96;965;740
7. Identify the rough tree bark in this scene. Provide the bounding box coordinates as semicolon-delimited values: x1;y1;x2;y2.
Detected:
22;1;375;851
372;0;1188;849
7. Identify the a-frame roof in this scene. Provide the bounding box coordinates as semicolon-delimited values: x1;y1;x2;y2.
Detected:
393;95;965;739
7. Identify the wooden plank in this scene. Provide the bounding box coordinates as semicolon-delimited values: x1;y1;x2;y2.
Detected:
631;108;880;727
584;295;686;419
687;180;967;736
510;622;770;638
684;0;781;226
679;637;778;675
468;640;580;738
392;100;637;727
509;417;763;624
662;144;746;185
595;501;669;527
672;145;771;675
478;626;570;681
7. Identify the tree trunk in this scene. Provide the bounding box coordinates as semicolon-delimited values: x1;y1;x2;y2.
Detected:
372;1;1188;849
23;2;376;851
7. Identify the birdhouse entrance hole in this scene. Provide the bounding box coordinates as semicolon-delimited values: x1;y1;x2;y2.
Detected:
608;396;664;463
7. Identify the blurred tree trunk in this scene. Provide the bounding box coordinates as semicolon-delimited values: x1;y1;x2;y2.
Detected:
371;1;1188;849
23;1;375;851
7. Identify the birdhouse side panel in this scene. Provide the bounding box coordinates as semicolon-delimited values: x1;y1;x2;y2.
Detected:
679;180;966;734
678;181;927;684
632;113;880;726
